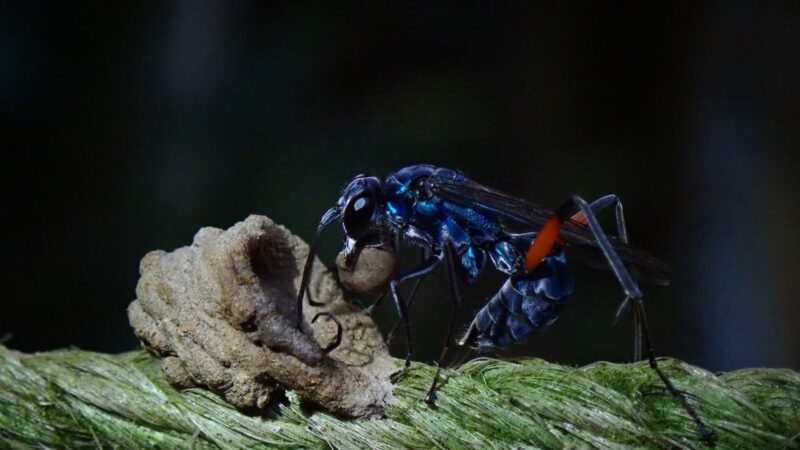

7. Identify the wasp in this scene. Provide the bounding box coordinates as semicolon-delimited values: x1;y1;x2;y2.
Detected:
296;164;711;442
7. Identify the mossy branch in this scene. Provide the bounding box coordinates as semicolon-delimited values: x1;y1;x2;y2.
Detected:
1;345;798;449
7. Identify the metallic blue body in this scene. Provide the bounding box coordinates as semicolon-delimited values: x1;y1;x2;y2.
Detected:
360;164;574;348
314;164;709;442
473;251;572;348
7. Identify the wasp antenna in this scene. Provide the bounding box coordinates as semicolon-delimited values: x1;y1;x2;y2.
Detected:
296;206;340;331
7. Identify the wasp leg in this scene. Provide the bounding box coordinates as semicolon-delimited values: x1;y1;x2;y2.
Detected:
571;194;628;242
384;247;431;342
577;195;642;360
385;275;427;343
571;195;641;300
571;195;713;444
365;277;432;323
366;247;429;316
388;250;444;383
424;243;462;405
362;291;386;316
633;300;714;443
311;312;343;353
296;207;341;330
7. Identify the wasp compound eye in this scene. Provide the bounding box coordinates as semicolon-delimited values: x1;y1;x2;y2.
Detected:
343;192;376;238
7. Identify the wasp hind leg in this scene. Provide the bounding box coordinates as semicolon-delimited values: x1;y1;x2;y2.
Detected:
570;195;713;444
575;194;644;360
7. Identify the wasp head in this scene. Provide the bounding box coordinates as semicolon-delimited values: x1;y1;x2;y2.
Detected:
336;175;388;268
338;175;382;238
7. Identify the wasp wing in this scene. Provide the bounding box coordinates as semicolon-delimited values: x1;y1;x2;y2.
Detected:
428;176;671;285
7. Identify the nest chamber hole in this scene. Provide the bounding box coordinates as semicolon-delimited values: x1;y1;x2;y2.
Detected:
248;231;301;323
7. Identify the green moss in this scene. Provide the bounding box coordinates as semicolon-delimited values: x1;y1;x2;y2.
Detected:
1;346;798;449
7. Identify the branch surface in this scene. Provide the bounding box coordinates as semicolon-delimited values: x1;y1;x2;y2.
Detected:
1;346;798;449
3;215;798;448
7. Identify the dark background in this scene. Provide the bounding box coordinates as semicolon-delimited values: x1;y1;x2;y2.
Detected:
2;2;798;372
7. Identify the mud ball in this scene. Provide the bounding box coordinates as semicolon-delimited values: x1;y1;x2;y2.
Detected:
336;247;397;294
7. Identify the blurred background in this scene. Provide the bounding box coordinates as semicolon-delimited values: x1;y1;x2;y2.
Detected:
2;2;798;372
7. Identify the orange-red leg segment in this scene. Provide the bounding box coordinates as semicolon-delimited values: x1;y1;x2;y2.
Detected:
524;199;575;272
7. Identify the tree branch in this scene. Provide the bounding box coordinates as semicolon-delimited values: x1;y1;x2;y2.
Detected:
1;345;798;449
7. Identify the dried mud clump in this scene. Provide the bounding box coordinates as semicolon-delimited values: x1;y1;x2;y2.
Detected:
335;246;397;294
127;215;394;418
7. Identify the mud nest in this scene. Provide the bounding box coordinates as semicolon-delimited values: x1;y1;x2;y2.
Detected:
127;215;395;418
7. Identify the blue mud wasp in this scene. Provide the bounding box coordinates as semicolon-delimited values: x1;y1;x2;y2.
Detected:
296;164;711;442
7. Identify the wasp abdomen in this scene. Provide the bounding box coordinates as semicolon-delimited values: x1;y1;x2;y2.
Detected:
474;251;573;348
